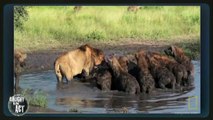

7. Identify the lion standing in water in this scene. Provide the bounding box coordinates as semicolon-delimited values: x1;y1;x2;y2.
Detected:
54;44;104;83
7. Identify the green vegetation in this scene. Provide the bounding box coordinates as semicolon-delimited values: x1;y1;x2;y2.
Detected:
177;40;200;59
14;6;200;59
21;89;48;108
14;6;28;30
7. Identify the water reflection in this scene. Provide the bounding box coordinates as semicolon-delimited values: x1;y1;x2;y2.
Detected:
19;61;200;113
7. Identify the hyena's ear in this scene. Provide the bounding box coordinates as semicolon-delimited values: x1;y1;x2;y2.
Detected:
15;51;23;61
21;53;27;62
146;52;151;59
170;46;177;56
109;53;115;59
22;52;27;59
105;56;111;63
170;46;175;51
126;58;130;64
135;53;139;59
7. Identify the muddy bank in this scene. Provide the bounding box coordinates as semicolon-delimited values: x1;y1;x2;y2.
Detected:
28;106;59;113
28;106;78;113
23;43;165;74
22;42;199;74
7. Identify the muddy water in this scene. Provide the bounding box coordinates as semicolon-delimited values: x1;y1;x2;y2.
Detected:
19;61;200;114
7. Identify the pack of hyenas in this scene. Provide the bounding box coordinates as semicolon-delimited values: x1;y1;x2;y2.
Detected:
14;44;194;94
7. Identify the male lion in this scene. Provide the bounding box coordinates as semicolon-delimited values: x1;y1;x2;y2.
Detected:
164;46;194;86
54;44;104;83
14;49;27;92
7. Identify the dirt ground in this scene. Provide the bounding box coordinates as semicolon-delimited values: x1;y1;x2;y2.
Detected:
28;106;59;113
23;42;168;74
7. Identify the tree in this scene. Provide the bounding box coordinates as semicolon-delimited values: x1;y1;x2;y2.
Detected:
14;6;28;30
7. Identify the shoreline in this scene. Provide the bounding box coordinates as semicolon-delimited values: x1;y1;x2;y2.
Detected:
20;42;200;74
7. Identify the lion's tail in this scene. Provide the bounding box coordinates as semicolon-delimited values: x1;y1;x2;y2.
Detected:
54;60;62;82
54;61;59;72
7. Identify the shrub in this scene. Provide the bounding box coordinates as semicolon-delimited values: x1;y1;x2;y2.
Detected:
86;30;106;41
21;89;48;108
14;6;28;30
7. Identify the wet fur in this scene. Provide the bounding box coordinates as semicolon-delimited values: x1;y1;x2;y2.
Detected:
107;56;140;94
164;46;194;86
148;52;188;87
118;56;129;72
146;52;176;89
54;44;104;83
135;51;155;93
91;61;112;91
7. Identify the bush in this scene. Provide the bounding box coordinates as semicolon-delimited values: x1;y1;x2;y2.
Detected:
14;6;28;30
21;89;48;108
86;30;106;41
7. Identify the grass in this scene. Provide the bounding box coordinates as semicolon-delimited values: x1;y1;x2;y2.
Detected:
177;40;200;60
21;89;48;108
14;6;200;58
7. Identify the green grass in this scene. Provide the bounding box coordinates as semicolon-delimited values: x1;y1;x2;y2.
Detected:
177;40;200;60
14;6;200;52
21;89;48;108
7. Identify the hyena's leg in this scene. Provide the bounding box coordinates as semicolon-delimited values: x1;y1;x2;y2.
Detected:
81;69;87;78
187;73;194;86
171;78;176;90
147;85;154;94
158;81;166;89
175;72;183;88
141;86;147;93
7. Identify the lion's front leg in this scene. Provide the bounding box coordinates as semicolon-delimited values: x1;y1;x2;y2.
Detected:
82;68;93;80
84;68;90;76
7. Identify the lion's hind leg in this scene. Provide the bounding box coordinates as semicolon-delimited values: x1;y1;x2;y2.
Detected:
63;67;74;83
56;72;63;83
55;66;63;83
